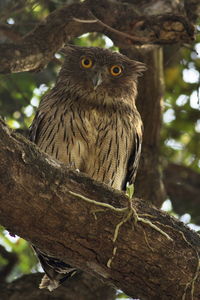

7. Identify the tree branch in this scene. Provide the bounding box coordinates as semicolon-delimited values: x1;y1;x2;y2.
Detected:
17;129;200;223
0;1;195;74
0;119;200;299
0;273;116;300
0;24;22;42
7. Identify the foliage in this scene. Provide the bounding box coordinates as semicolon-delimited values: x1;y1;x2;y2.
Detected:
0;227;38;280
162;35;200;172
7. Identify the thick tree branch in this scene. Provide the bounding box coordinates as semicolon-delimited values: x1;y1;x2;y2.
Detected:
0;0;195;74
0;119;200;299
17;128;200;223
0;273;116;300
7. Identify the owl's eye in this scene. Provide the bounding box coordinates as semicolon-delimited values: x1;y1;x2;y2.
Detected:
110;65;123;77
80;57;93;69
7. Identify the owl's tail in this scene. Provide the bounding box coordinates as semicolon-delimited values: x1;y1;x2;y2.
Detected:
33;246;77;291
39;270;77;291
39;274;59;291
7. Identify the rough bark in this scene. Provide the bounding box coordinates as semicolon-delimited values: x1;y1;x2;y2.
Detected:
0;273;116;300
15;132;200;223
1;119;200;300
0;0;195;74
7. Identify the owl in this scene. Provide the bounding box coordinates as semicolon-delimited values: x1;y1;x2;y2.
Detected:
29;45;145;290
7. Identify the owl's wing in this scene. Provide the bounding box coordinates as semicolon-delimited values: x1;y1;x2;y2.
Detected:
32;246;78;291
29;111;44;143
123;130;142;189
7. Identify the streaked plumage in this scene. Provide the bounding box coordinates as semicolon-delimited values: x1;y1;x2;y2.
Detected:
29;45;145;290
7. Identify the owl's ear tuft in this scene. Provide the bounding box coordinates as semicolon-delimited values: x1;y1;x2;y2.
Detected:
131;60;147;77
60;45;79;56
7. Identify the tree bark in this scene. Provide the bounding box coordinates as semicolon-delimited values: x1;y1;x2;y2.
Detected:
1;119;200;300
0;273;116;300
15;130;200;224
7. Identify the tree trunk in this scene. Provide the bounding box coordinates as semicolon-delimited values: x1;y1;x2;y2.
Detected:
122;47;165;207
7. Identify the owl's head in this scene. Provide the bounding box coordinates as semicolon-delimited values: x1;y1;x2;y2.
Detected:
59;45;146;98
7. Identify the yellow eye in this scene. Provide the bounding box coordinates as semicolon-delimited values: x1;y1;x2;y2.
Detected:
80;57;93;69
110;65;123;76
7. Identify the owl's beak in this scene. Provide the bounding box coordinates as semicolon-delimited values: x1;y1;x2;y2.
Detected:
92;72;103;90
